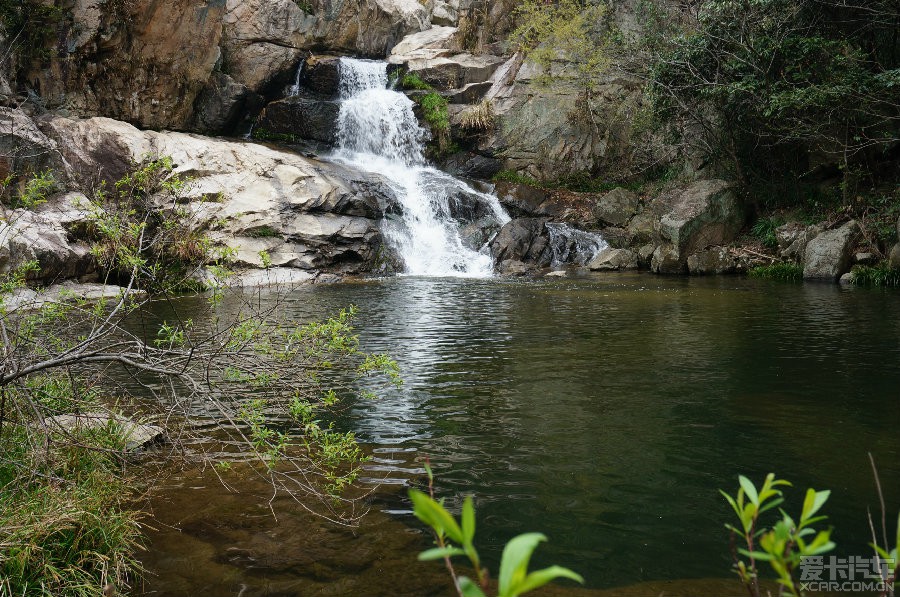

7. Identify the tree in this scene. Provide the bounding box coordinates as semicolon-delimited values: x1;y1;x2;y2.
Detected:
650;0;900;198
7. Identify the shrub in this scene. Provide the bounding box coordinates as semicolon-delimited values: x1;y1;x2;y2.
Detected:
749;262;803;282
850;263;900;287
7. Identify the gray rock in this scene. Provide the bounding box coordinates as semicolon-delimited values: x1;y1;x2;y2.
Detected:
300;55;342;99
782;224;822;262
657;180;744;259
593;187;639;226
255;95;340;145
407;53;505;90
444;82;492;104
388;26;460;64
192;72;259;134
0;204;95;282
498;259;529;275
775;222;806;252
651;243;684;274
803;220;859;281
686;246;738;275
627;211;656;245
0;108;65;181
488;217;551;267
853;252;877;265
587;247;638;271
494;182;560;218
440;151;502;179
40;115;395;275
430;0;458;26
637;243;656;268
545;269;567;277
888;243;900;269
44;411;165;452
896;215;900;242
839;272;854;285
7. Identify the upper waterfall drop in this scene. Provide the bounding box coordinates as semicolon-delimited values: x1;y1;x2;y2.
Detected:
332;57;509;278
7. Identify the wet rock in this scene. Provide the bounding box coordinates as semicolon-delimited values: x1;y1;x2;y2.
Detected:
587;247;638;271
488;217;551;267
839;272;854;285
498;259;529;275
300;56;343;99
255;95;340;145
592;187;639;226
803;220;859;281
637;243;656;268
494;182;560;218
686;246;738;275
651;243;684;274
440;151;502;179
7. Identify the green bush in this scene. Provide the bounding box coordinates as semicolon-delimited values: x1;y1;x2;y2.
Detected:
401;72;432;91
749;262;803;282
418;92;449;133
751;217;783;251
850;263;900;287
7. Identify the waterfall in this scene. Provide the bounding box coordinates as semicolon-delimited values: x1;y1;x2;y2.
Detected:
332;58;508;277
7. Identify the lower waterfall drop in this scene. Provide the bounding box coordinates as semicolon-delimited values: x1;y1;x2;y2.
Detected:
332;57;509;277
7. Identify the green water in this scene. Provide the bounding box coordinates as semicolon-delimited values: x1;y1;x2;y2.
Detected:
140;273;900;596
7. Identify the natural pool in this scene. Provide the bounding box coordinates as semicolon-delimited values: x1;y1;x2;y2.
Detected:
138;273;900;596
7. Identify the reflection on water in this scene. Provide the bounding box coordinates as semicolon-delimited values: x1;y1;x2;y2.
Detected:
140;273;900;595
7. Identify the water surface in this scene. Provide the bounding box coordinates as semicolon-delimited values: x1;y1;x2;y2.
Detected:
140;273;900;596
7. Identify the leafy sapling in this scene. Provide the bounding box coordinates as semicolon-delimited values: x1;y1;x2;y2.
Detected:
410;460;583;597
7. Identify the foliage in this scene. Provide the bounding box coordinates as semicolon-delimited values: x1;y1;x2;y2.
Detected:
419;92;450;133
0;0;65;66
0;166;402;594
410;462;582;597
721;474;835;597
459;100;495;132
401;72;432;91
509;0;608;94
751;217;783;251
0;170;56;211
749;262;803;282
850;263;900;288
650;0;900;194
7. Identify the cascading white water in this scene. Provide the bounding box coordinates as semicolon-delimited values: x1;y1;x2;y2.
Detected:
332;58;508;277
546;223;608;266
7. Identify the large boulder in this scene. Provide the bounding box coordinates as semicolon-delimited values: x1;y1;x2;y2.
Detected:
657;180;743;256
587;247;638;271
38;116;397;274
0;108;65;181
686;246;739;275
405;53;504;90
311;0;429;57
803;220;859;281
388;27;460;63
191;73;262;135
593;187;639;226
255;95;341;145
488;217;552;267
889;243;900;270
0;194;96;282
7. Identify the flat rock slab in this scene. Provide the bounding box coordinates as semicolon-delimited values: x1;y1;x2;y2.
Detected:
44;411;165;452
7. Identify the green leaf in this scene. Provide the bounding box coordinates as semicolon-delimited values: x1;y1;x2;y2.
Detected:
458;577;488;597
408;489;464;544
739;475;760;507
418;546;466;561
801;489;830;522
498;533;546;597
514;566;584;595
462;495;476;546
